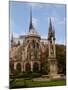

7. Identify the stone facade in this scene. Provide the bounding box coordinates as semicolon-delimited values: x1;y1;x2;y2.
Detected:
10;10;58;77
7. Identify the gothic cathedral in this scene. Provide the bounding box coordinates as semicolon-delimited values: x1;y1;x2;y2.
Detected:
10;9;58;78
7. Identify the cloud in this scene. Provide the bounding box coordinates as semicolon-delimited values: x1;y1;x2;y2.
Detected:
47;9;61;26
57;21;63;25
10;30;27;39
48;16;55;24
29;3;37;7
41;35;47;39
28;3;43;8
56;39;66;45
56;17;66;26
48;7;66;27
48;13;66;28
32;17;38;28
47;16;59;28
10;32;19;40
10;18;15;32
13;32;20;38
56;18;65;26
53;4;66;9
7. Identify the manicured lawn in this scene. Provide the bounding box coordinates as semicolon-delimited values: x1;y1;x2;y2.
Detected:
10;78;66;89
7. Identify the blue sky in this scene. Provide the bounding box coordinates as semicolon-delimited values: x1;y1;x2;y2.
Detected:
9;1;66;44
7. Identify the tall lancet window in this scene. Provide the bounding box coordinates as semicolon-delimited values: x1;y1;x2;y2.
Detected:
32;40;35;48
36;42;39;49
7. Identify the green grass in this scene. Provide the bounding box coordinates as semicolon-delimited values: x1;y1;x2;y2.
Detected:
10;79;66;89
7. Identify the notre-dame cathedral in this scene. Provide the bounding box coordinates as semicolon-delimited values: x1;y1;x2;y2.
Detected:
10;9;58;78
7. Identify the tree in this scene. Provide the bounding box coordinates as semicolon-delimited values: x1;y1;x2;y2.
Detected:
56;44;66;75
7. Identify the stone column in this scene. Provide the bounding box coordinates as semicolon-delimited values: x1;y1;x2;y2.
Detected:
23;62;25;72
48;39;58;77
53;40;56;57
39;62;40;71
53;62;57;74
48;41;51;57
14;62;17;70
31;61;33;72
21;62;24;72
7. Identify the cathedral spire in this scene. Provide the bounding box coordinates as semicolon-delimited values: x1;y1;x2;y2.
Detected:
52;26;55;40
48;17;53;40
29;7;34;32
49;17;52;33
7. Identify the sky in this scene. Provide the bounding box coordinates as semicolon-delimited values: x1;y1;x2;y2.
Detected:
9;1;66;45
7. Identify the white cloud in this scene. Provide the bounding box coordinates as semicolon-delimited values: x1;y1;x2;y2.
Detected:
49;8;66;26
56;17;66;25
53;4;66;9
56;39;66;45
58;21;64;25
29;3;37;7
28;3;43;8
47;16;59;28
10;17;16;32
41;35;47;39
48;15;66;28
13;32;20;38
10;32;19;40
32;17;38;28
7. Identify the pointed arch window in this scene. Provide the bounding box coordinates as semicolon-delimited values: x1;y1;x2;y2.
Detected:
36;42;39;48
32;40;35;48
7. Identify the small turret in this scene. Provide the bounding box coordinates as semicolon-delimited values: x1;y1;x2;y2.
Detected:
48;18;56;41
11;32;13;43
48;18;53;40
11;32;16;47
